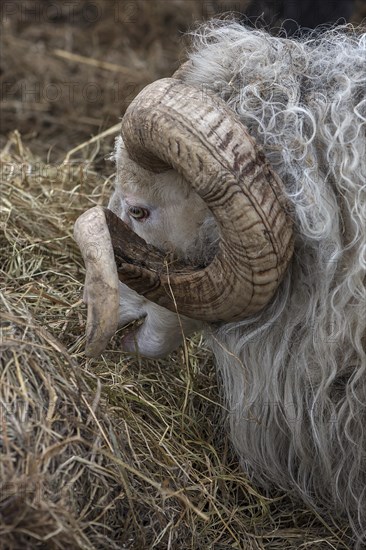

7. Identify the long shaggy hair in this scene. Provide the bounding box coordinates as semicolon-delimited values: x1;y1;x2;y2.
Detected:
181;22;366;545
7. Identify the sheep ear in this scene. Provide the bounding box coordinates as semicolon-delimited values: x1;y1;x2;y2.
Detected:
74;207;119;357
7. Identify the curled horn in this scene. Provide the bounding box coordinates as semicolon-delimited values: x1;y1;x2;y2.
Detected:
116;77;294;321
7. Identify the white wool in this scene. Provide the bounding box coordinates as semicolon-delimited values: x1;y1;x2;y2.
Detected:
181;22;366;545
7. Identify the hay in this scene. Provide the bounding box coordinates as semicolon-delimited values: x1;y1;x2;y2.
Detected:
0;131;353;549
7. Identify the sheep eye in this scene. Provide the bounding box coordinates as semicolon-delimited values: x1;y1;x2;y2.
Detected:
128;206;149;221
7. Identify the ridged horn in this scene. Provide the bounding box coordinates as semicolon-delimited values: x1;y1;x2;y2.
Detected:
114;77;294;322
74;207;119;357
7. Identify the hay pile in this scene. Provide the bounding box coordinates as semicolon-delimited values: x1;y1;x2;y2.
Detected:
0;131;353;549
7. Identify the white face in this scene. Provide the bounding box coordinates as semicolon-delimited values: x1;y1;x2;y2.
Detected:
107;137;208;358
108;138;209;261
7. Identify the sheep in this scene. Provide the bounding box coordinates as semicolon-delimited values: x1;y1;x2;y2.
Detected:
74;22;366;546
